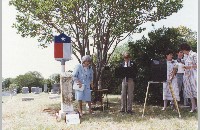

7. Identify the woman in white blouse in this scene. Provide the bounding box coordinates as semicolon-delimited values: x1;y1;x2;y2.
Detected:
180;43;197;112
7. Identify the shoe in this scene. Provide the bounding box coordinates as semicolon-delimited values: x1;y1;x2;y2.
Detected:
161;107;166;111
189;110;194;113
189;109;196;113
127;110;134;115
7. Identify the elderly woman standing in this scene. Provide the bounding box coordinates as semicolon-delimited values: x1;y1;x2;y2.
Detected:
180;43;197;112
72;55;94;116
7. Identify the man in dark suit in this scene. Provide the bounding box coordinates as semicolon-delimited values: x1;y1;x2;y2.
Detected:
119;52;136;114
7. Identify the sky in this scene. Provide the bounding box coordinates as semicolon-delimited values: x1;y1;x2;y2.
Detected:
2;0;198;79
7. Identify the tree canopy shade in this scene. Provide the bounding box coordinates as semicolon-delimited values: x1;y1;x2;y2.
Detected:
9;0;183;87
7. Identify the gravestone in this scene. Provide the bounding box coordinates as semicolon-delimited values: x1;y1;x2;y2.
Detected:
52;84;60;94
34;87;40;94
44;84;48;92
39;88;42;93
10;88;17;96
49;95;60;99
22;87;29;94
31;87;36;93
22;97;34;101
2;91;11;96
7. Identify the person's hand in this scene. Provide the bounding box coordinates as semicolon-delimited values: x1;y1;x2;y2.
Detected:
90;81;94;89
183;66;191;69
167;78;172;83
77;80;82;88
91;83;94;89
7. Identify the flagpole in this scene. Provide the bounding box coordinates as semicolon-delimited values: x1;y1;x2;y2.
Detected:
61;59;65;72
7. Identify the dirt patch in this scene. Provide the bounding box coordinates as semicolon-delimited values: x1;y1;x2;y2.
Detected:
43;108;59;116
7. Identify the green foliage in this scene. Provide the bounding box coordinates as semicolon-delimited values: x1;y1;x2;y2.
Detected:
9;0;183;64
108;26;197;105
2;78;14;91
128;26;197;105
49;73;60;84
9;0;183;97
14;71;44;92
177;26;197;51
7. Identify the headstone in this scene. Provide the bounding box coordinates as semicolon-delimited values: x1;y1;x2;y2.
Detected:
31;87;37;93
51;89;56;94
2;91;11;96
11;88;17;96
34;87;40;94
22;87;29;94
22;97;34;101
52;84;60;94
39;88;42;93
49;95;60;99
44;84;48;92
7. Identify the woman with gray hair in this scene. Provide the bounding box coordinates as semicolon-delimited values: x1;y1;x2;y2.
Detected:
72;55;94;117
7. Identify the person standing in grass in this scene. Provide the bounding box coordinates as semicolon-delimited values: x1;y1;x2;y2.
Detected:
119;52;136;114
72;55;94;117
180;43;197;112
162;50;180;111
175;49;189;106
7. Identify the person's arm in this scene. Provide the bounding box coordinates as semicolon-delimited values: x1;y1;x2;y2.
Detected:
72;64;82;87
183;53;197;69
72;64;80;81
183;65;197;69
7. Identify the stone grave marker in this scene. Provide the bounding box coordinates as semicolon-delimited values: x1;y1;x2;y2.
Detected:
44;84;48;92
22;97;34;101
22;87;29;94
39;88;42;93
31;87;36;93
51;83;60;94
34;87;40;94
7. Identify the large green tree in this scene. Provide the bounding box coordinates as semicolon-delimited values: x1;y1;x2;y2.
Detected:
2;78;14;91
14;71;44;92
128;26;197;104
9;0;183;87
49;73;60;84
107;26;197;104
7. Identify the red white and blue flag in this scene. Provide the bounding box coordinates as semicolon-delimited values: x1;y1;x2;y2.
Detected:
54;33;72;61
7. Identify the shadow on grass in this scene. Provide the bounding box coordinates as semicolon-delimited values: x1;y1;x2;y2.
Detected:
43;95;197;123
43;103;60;116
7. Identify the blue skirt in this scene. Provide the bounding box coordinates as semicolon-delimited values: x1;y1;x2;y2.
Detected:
75;85;91;102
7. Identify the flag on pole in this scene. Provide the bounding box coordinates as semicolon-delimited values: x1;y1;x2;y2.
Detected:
54;33;72;61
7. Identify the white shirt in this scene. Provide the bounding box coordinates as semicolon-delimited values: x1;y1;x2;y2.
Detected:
124;61;130;67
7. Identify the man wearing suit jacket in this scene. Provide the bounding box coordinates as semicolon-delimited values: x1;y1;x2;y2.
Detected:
120;52;136;114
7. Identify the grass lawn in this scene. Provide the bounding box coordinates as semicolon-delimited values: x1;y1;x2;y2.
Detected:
2;93;198;130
